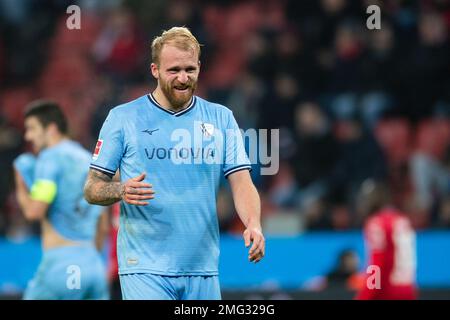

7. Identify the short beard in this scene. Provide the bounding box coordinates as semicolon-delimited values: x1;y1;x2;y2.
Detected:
160;79;197;110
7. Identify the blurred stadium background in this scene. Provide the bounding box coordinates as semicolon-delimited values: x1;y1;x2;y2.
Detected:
1;0;450;299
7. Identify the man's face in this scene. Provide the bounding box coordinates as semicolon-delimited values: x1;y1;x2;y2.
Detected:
24;116;47;153
152;44;200;109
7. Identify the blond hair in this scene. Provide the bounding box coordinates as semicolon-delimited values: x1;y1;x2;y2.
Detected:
151;27;201;65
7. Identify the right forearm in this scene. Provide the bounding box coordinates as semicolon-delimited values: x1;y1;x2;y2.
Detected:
84;170;123;206
84;180;123;205
85;169;154;206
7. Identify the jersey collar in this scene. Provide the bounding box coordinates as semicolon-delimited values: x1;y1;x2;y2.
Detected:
147;93;196;117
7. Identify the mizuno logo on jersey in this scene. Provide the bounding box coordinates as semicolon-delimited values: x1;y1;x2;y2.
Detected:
142;128;159;136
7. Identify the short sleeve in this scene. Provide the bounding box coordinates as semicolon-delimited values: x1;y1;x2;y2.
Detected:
90;109;124;177
13;153;36;189
222;110;252;178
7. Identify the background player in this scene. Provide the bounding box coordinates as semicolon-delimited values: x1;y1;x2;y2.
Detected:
14;101;109;300
355;179;418;300
84;27;265;300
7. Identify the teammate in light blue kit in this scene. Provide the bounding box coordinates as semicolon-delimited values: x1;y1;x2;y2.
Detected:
84;27;266;300
14;101;109;300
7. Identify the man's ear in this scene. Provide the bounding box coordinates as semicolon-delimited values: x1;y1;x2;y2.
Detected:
46;123;59;136
150;63;159;79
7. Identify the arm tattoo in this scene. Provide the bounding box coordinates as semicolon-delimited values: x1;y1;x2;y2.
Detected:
84;169;123;206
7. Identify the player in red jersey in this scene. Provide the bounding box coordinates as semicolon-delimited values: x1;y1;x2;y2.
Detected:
108;202;122;299
355;180;418;300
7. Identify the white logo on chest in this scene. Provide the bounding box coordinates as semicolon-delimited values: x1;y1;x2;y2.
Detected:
201;122;214;137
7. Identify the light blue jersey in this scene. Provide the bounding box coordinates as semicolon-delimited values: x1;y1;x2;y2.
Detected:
91;94;251;277
35;140;104;241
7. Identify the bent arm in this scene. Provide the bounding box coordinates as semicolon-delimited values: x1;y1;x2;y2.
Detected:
14;168;50;221
84;169;123;206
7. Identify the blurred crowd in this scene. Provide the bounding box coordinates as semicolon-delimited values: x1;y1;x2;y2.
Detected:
1;0;450;239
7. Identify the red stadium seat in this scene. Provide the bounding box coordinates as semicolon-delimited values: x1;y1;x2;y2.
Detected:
51;15;101;51
123;84;151;101
414;119;450;160
0;87;36;128
202;1;285;89
39;54;94;93
204;48;245;89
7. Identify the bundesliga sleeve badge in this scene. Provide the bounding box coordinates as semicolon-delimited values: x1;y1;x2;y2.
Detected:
92;139;103;160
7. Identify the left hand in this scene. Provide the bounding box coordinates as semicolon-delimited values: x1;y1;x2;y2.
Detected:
243;226;265;263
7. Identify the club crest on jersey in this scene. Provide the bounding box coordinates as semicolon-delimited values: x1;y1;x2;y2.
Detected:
92;139;103;160
201;122;214;137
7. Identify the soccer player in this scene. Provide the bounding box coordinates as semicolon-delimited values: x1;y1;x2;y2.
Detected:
355;179;418;300
13;101;109;300
84;27;265;300
107;202;122;300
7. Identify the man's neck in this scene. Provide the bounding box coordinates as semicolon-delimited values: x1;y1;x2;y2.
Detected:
152;87;191;113
47;135;68;148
